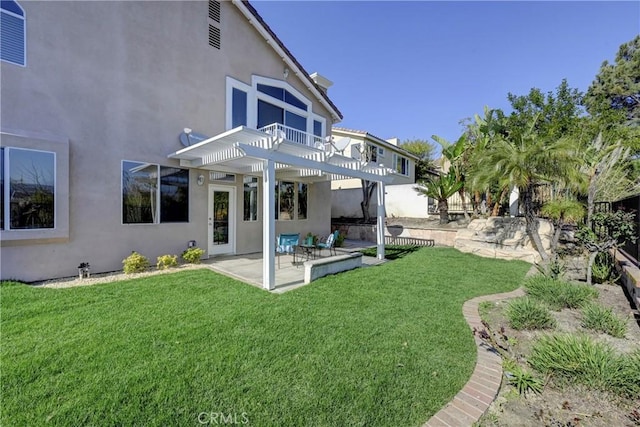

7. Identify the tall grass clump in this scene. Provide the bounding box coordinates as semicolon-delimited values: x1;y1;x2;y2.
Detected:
506;297;556;330
524;276;597;310
581;304;628;338
529;335;640;398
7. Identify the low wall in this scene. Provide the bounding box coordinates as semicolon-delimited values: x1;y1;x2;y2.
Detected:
615;251;640;310
332;223;457;247
304;253;363;284
454;217;552;264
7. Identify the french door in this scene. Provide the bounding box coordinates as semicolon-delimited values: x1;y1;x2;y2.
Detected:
208;185;236;256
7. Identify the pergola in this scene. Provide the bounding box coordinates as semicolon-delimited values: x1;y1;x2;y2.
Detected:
169;125;394;290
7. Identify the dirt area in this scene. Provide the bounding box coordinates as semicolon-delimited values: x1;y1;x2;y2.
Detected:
478;282;640;427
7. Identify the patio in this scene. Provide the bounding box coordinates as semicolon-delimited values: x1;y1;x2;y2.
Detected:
201;239;385;293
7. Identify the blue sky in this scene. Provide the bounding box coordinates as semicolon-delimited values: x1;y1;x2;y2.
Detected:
252;1;640;147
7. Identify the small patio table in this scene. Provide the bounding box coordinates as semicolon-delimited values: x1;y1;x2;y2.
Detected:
299;244;317;261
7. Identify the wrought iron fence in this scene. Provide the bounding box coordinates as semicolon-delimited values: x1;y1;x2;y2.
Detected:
385;236;435;246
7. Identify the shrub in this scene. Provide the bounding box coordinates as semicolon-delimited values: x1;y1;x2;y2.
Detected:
529;335;640;398
581;304;628;338
156;254;178;270
123;251;149;274
524;276;597;310
591;252;618;284
505;364;544;395
534;256;566;279
182;247;205;264
335;232;345;248
506;297;556;330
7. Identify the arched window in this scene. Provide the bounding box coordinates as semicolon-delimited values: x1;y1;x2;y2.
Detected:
1;0;26;66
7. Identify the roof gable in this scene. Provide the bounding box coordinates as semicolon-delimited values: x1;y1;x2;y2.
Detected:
234;1;343;122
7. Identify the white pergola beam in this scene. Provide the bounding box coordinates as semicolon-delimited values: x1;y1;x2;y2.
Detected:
262;159;276;290
376;182;386;260
239;144;394;184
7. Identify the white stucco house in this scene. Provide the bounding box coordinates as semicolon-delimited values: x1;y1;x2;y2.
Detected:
329;127;424;219
0;0;393;289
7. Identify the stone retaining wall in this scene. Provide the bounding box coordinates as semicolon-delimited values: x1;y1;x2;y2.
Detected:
332;223;457;247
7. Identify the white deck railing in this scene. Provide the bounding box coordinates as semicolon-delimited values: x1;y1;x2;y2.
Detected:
259;123;325;150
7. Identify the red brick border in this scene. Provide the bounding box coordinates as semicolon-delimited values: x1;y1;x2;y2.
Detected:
423;287;525;427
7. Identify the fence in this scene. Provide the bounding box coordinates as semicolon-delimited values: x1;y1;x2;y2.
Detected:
612;194;640;265
385;235;435;247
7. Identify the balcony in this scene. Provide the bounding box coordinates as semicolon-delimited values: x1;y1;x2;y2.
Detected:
258;123;325;150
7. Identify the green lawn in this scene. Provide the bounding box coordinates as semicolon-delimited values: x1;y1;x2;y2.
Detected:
1;247;529;426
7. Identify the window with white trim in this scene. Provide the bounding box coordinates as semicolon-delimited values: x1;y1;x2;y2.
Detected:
1;147;55;230
226;76;327;143
365;144;378;163
275;180;307;220
243;176;258;221
1;0;26;66
122;161;189;224
393;153;410;176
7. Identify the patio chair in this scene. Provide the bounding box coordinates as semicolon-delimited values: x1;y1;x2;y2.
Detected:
317;230;339;257
276;233;300;268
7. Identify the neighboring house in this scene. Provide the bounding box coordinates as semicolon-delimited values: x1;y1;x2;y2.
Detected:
329;127;422;218
0;0;393;289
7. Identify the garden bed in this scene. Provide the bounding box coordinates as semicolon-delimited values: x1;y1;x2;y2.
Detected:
477;279;640;427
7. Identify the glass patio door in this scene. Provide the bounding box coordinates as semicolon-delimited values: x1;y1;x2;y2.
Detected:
208;185;236;255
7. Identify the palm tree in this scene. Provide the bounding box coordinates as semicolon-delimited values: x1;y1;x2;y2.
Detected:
414;170;463;224
432;134;470;220
472;115;578;261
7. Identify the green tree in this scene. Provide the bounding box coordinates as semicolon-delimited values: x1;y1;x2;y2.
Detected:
570;133;635;229
585;35;640;128
400;139;436;180
414;170;463;224
473;116;579;261
432;134;471;220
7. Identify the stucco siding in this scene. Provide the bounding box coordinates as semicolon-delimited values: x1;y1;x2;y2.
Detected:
1;1;334;281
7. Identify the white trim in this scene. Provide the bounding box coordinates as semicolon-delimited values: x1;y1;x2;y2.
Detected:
0;1;27;67
225;77;251;130
311;115;326;139
252;75;311;112
227;75;324;138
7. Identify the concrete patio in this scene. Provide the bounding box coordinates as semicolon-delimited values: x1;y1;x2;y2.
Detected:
201;239;385;293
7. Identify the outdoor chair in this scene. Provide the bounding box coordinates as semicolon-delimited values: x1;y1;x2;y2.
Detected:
276;233;300;268
317;230;339;257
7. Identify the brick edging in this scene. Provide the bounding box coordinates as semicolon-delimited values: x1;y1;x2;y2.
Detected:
423;287;525;427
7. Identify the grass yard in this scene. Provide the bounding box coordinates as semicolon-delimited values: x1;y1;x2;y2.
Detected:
1;247;529;426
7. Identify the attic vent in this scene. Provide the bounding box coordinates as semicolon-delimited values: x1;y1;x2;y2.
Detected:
208;0;220;23
208;24;220;49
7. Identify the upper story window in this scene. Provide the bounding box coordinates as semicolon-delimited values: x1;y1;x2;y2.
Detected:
393;153;410;176
257;84;307;110
226;76;327;144
365;144;378;163
1;0;26;66
2;147;55;230
231;88;247;128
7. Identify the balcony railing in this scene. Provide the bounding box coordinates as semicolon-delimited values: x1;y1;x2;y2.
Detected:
259;123;325;149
